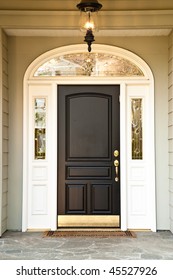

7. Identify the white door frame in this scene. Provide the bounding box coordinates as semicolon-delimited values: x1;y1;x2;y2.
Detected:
22;44;156;232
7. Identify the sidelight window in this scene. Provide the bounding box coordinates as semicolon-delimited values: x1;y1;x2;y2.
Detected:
131;98;143;160
34;98;46;160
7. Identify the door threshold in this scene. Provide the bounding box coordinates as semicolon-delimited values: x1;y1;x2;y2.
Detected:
58;215;120;228
57;227;120;232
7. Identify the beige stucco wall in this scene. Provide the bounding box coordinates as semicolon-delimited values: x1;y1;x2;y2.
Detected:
7;35;169;230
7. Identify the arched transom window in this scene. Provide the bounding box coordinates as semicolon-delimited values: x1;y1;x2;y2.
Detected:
34;52;144;77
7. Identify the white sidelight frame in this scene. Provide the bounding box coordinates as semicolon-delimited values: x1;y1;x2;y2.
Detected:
23;44;156;232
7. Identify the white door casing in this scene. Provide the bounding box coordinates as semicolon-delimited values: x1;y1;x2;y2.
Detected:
22;44;156;231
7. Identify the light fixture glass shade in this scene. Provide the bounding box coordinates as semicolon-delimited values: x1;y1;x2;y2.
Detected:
79;10;99;32
76;0;103;52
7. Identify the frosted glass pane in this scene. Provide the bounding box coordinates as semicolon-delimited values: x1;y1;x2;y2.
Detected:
34;53;144;77
34;98;46;160
131;99;143;160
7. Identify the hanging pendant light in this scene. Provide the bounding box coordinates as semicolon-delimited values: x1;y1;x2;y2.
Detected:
76;0;103;52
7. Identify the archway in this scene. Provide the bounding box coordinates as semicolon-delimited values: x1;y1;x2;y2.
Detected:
23;44;156;231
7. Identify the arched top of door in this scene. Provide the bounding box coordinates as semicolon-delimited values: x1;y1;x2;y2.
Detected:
25;44;154;81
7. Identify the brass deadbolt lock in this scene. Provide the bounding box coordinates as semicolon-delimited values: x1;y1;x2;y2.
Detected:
114;150;119;157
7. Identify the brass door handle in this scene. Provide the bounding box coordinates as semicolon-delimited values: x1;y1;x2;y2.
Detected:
114;160;119;182
114;160;119;167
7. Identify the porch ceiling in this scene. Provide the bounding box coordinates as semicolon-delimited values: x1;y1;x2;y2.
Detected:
1;0;173;11
0;1;173;36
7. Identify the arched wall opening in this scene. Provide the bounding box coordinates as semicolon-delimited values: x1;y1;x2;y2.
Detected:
23;44;156;231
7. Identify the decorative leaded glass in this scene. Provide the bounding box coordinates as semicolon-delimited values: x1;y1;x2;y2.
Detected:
34;98;46;159
34;53;144;77
131;99;143;160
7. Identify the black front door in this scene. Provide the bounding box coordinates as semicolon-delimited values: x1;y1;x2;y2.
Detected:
58;85;120;225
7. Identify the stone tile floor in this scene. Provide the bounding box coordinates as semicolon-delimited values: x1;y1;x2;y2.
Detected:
0;230;173;260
